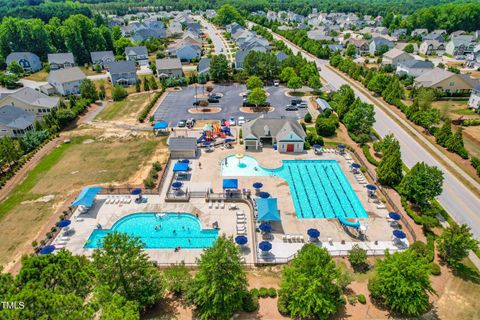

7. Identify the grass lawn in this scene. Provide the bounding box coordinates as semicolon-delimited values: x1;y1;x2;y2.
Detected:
95;92;154;121
0;135;161;266
80;66;106;76
93;75;154;100
431;100;478;120
463;126;480;159
24;70;48;82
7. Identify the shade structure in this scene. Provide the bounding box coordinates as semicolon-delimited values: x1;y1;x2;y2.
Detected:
153;121;168;130
173;162;189;172
366;184;377;191
257;198;281;221
259;241;272;252
252;182;263;189
258;191;270;199
203;141;211;146
235;153;245;159
57;220;71;228
131;188;142;195
222;179;238;189
71;186;103;207
388;212;401;221
179;159;190;164
393;230;406;239
351;163;361;169
337;144;346;149
307;228;320;238
259;223;272;233
39;245;55;255
312;144;322;149
172;181;182;188
203;124;213;131
235;235;248;245
224;138;234;143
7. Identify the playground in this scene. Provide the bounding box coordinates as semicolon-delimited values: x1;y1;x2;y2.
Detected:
196;121;234;149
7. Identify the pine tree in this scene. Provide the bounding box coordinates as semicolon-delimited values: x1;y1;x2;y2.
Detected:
435;120;453;147
446;127;468;159
377;139;403;186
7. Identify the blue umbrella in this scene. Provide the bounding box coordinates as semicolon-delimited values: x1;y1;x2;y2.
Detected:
180;159;190;164
388;212;401;221
337;144;346;149
259;223;272;232
253;182;263;189
131;188;142;195
259;241;272;252
366;184;377;191
203;141;211;146
312;144;322;149
393;230;406;239
172;181;182;189
235;235;248;245
307;228;320;238
351;163;361;169
57;220;71;228
39;245;55;255
258;192;270;199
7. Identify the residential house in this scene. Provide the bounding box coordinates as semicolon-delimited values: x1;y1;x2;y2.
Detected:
411;29;428;37
197;57;211;75
445;36;476;56
205;9;216;19
276;51;288;62
168;136;198;159
47;67;86;95
424;30;446;42
396;59;434;78
419;40;445;56
242;115;306;153
235;48;267;69
132;28;165;43
381;48;414;66
156;58;183;78
125;46;148;66
468;85;480;110
0;105;35;137
451;30;466;37
47;53;75;70
226;22;243;35
346;39;369;55
475;30;480;41
391;28;407;39
6;52;42;73
90;51;115;69
307;29;333;41
108;61;137;86
173;43;201;61
182;31;203;47
167;21;183;37
414;68;477;94
369;37;394;55
328;44;344;54
0;87;59;119
315;98;333;114
395;42;419;54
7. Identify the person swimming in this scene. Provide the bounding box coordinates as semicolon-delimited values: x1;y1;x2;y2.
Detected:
182;226;185;230
254;166;258;171
173;229;176;234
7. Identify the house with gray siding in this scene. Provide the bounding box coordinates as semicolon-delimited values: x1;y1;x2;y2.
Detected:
125;46;149;66
0;105;35;137
48;53;75;70
156;58;183;78
108;61;137;85
6;52;42;73
90;51;115;68
47;67;86;96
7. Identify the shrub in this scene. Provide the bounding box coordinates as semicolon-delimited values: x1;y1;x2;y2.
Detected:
277;294;289;315
268;287;277;298
362;144;379;166
138;90;163;122
242;291;259;312
348;244;368;271
258;287;268;298
111;84;128;101
149;169;158;180
250;288;259;297
348;295;357;305
357;294;366;304
315;117;336;136
143;177;156;189
430;262;441;276
304;112;312;123
152;161;162;171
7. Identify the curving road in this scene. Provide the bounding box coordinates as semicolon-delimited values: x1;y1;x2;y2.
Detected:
197;17;227;55
263;25;480;239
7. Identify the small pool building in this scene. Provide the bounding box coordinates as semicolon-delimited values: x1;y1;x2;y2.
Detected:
168;136;198;159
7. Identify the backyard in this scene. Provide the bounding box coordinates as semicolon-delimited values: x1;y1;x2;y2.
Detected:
95;91;155;122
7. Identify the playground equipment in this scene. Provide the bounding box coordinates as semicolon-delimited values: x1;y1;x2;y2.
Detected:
338;217;360;229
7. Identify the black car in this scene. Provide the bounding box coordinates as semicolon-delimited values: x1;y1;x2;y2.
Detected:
209;93;222;99
208;97;220;103
291;99;303;106
193;100;208;106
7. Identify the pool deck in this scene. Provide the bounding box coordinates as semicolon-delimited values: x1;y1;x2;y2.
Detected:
57;144;407;265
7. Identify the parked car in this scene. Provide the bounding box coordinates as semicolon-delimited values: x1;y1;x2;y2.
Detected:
186;118;196;127
229;117;236;126
177;119;187;127
208;96;220;103
273;80;280;86
285;105;298;111
193;100;208;106
291;99;303;106
209;93;221;99
238;116;246;125
298;101;308;108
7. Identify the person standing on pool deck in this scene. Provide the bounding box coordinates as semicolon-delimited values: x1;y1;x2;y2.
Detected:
199;162;202;169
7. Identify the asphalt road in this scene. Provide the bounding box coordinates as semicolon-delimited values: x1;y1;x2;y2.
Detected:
197;17;226;55
265;26;480;239
153;84;308;126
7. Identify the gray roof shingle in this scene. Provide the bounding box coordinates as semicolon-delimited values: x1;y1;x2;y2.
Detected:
169;137;198;151
0;105;35;129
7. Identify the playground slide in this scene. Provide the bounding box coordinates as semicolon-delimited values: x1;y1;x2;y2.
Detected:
197;133;206;143
338;217;360;229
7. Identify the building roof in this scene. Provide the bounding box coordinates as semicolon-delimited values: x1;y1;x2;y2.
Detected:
156;58;182;70
6;52;40;63
276;51;288;62
0;105;35;130
168;137;197;151
399;59;434;69
315;98;333;111
48;67;85;84
90;51;114;62
197;57;211;74
108;61;136;74
383;48;412;60
415;68;477;88
125;46;148;56
47;52;74;64
1;87;59;109
242;116;306;141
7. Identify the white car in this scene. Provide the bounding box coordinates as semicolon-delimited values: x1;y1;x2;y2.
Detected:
229;117;236;126
238;116;245;125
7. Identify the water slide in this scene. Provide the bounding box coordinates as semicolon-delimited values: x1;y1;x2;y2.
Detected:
338;217;360;229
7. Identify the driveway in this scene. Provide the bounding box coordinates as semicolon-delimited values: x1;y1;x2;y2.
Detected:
153;83;308;126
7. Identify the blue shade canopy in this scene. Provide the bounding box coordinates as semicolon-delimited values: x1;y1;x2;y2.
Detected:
257;198;280;221
259;223;272;232
307;228;320;238
351;163;361;169
57;220;71;228
131;188;142;195
71;186;103;207
389;212;401;221
153;121;168;129
258;192;270;199
222;179;238;189
235;235;248;245
203;141;211;146
172;181;182;188
259;241;272;251
337;144;346;149
39;245;55;255
224;138;234;143
180;159;190;164
253;182;263;189
366;184;377;191
312;144;322;149
173;162;189;172
393;230;406;239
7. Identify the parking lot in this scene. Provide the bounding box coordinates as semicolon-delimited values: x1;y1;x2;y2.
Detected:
153;83;309;126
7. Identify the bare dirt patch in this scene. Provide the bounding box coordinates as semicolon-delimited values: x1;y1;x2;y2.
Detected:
240;107;275;113
188;107;222;114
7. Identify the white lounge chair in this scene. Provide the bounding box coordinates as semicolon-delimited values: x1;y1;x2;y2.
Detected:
282;235;287;241
114;197;120;204
208;201;213;209
105;197;111;204
377;203;386;209
215;201;219;209
220;201;225;209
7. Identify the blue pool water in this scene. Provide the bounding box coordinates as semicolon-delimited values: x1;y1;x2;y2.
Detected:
221;156;367;219
85;212;218;249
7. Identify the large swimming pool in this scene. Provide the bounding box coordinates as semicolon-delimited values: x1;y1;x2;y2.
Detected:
221;155;367;219
85;212;218;249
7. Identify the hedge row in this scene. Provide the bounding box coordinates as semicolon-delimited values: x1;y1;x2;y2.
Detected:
362;144;379;166
138;89;164;123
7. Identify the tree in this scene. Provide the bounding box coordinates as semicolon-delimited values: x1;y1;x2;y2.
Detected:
80;79;98;102
7;61;24;75
331;84;356;119
245;75;263;90
247;87;267;107
399;162;444;207
308;75;322;91
214;4;245;26
345;44;357;57
135;80;141;92
315;117;337;137
287;75;302;92
403;43;415;53
304;112;312;123
94;286;140;320
437;224;478;267
111;85;128;101
376;138;403;186
114;37;134;57
92;232;165;308
343;100;375;134
185;236;248;320
446;127;468;159
279;66;296;82
382;77;403;104
375;44;390;56
149;76;158;90
99;83;106;100
369;250;434;316
209;54;230;82
143;78;150;91
435;119;453;146
348;244;368;271
164;262;192;296
279;244;344;319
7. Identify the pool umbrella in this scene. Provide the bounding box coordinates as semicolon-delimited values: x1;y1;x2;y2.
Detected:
393;230;406;239
388;212;401;221
259;241;272;252
172;181;182;189
258;192;270;199
57;220;71;228
180;159;190;164
351;163;361;169
235;235;248;245
259;223;272;233
312;144;322;149
253;182;263;189
366;184;377;191
307;228;320;238
131;188;142;195
39;245;55;255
